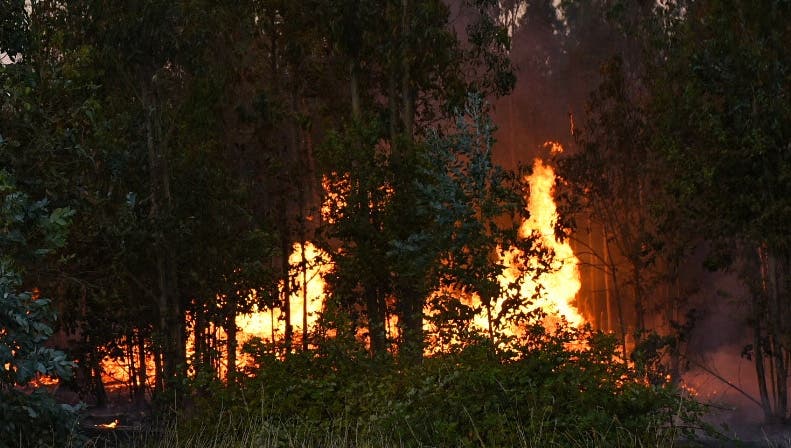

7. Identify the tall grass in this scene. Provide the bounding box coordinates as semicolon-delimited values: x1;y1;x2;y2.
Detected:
112;408;684;448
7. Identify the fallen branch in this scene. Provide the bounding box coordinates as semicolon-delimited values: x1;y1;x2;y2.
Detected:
687;357;762;409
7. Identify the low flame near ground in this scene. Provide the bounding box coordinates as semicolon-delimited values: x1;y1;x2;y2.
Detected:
236;151;583;349
98;151;584;385
235;242;330;353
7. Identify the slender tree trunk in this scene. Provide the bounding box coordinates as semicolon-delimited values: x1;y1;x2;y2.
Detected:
633;265;644;342
85;340;107;406
668;276;681;386
400;0;413;138
281;234;293;355
760;244;789;421
754;256;773;418
350;61;361;121
193;309;206;373
770;253;788;419
301;240;309;351
603;255;612;332
226;308;237;383
366;286;387;357
91;354;107;407
144;86;183;393
136;332;148;401
388;70;398;143
127;336;138;400
508;95;516;167
603;226;626;358
153;348;163;394
485;299;495;347
270;307;276;344
398;283;424;363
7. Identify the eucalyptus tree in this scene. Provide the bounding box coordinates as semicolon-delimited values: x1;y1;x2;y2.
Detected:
2;0;285;396
410;96;535;352
650;0;791;421
316;0;516;361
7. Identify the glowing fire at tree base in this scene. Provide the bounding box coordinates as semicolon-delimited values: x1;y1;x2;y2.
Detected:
99;154;583;383
514;157;582;327
460;155;583;342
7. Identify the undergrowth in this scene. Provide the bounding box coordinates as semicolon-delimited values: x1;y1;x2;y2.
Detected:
119;326;718;447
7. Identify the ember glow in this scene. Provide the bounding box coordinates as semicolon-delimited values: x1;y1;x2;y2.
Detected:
97;419;119;429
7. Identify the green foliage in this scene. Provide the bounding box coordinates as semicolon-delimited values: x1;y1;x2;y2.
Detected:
177;323;707;447
651;0;791;251
0;172;81;447
0;284;82;448
415;95;538;349
0;0;29;62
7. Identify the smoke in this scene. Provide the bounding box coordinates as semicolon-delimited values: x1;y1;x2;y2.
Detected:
490;0;623;168
679;248;769;436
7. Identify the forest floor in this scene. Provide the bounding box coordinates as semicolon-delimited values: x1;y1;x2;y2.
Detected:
700;406;791;447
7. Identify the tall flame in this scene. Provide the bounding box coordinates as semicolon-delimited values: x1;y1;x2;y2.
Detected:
464;156;583;340
513;157;582;327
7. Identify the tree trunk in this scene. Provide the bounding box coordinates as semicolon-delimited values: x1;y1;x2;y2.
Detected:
350;61;361;121
755;297;773;419
281;234;293;354
300;239;309;351
485;299;495;347
603;226;626;359
398;283;424;363
366;286;387;357
226;308;238;383
89;346;108;407
127;336;138;399
144;86;183;393
153;348;163;394
759;244;789;421
136;332;148;402
400;0;414;138
633;265;644;342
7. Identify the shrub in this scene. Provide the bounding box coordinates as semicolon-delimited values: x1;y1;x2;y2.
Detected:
0;171;80;447
177;324;708;447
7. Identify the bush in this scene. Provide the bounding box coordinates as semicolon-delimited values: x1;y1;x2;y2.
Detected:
175;324;708;447
0;171;80;447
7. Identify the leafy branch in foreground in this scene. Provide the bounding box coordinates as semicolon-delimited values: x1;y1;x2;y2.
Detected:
0;170;81;447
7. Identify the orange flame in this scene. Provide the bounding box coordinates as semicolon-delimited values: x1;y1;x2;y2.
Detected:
236;242;330;352
461;156;583;340
100;153;583;380
97;419;119;429
515;157;582;327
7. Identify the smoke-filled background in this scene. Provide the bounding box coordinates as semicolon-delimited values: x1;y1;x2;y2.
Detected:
485;0;776;434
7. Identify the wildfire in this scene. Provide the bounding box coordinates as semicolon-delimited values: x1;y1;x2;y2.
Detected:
463;156;583;339
236;242;330;351
96;419;119;429
515;157;583;327
246;154;583;351
98;152;583;381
